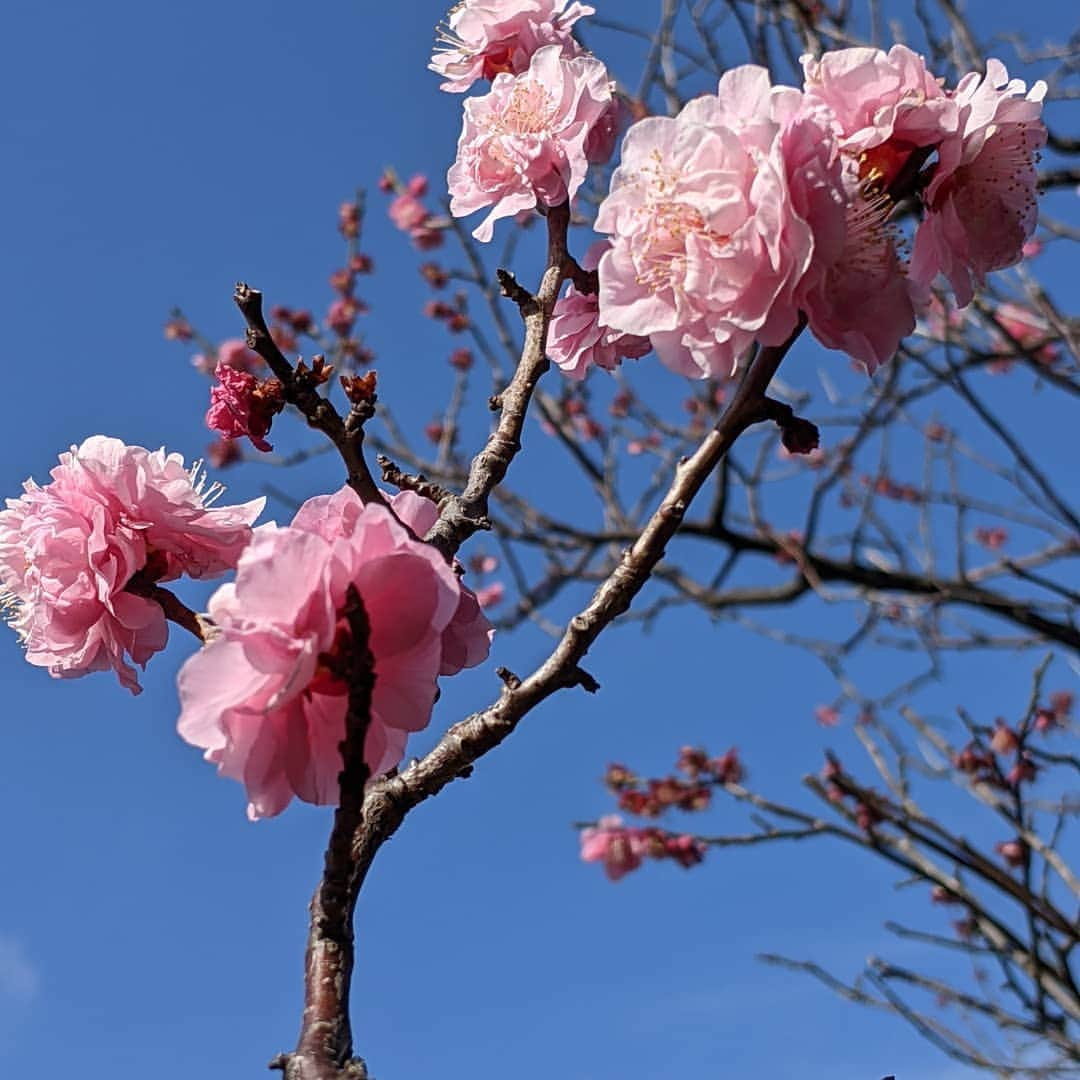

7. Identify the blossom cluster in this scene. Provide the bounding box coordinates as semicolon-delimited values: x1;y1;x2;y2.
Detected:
579;747;743;880
558;50;1044;380
0;437;263;693
433;1;618;241
177;486;492;818
580;815;706;881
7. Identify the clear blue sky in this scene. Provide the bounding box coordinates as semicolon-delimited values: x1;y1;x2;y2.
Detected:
0;2;1075;1078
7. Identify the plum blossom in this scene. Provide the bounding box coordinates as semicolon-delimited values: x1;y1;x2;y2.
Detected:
0;437;263;693
797;159;918;370
205;361;285;452
595;67;817;378
177;487;492;818
431;0;594;93
911;60;1046;306
548;242;651;379
448;45;613;242
579;815;647;880
548;284;653;378
801;45;956;174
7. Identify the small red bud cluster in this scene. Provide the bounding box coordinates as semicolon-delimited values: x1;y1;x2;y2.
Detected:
424;295;471;334
626;432;662;456
603;746;745;820
1035;690;1073;733
861;472;922;503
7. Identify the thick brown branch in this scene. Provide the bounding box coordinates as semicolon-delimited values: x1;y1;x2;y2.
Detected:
424;203;575;559
339;326;806;960
272;588;375;1080
123;578;205;642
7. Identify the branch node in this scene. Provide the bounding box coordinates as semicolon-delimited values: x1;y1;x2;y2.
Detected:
762;396;820;455
496;666;522;690
568;666;601;694
496;267;538;313
377;455;453;505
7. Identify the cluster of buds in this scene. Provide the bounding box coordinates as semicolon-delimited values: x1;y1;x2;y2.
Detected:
557;395;604;442
602;746;745;820
860;472;922;503
267;305;314;355
381;170;446;250
1035;690;1073;733
819;756;885;833
952;740;1003;787
424;294;471;334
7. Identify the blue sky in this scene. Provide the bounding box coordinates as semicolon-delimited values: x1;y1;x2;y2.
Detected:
1;2;1076;1078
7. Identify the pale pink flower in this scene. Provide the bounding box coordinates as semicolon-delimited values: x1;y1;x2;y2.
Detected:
595;67;815;378
0;437;263;693
548;242;651;379
548;284;653;378
911;60;1046;306
431;0;594;93
206;362;284;452
291;486;494;675
389;192;429;232
177;492;492;819
388;190;446;250
448;45;613;242
579;815;647;881
802;45;956;170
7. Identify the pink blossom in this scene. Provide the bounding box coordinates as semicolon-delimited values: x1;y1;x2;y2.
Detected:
595;67;815;378
388;190;446;250
579;815;646;880
177;491;492;819
389;192;430;233
0;437;263;693
548;283;652;379
431;0;594;93
448;45;613;242
547;242;651;380
911;60;1046;307
798;159;917;371
801;45;956;167
206;362;284;453
289;486;494;676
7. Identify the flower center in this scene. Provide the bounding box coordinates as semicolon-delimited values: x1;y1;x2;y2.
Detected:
497;81;555;136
